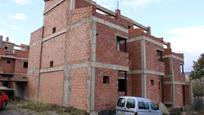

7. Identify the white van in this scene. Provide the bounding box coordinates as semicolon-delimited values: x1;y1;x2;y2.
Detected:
116;96;162;115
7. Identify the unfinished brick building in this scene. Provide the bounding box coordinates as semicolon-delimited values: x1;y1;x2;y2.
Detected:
27;0;192;114
0;35;29;98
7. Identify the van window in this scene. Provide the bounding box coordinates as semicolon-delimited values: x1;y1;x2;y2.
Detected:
150;102;159;110
117;98;126;107
138;101;150;110
144;102;150;109
126;98;135;108
138;101;145;109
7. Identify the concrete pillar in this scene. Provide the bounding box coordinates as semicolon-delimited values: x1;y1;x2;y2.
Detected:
141;38;147;98
169;58;176;107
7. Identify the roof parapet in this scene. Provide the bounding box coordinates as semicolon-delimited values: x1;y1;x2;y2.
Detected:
84;0;150;33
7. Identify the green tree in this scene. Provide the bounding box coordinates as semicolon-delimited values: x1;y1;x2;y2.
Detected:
190;53;204;109
190;53;204;80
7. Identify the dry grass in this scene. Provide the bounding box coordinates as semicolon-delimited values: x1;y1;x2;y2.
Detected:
10;100;87;115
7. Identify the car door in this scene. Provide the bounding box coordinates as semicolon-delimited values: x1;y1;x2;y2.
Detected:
124;98;136;115
116;97;126;115
137;100;151;115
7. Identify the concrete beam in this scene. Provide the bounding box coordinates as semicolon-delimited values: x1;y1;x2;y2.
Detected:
163;55;184;62
129;70;165;76
92;16;128;33
0;55;28;61
128;36;163;47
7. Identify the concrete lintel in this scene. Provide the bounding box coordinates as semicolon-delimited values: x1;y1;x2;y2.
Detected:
93;62;129;71
129;70;165;76
39;62;129;74
44;0;65;15
40;66;64;73
43;29;66;42
0;55;28;61
164;81;186;85
163;55;184;61
128;36;163;47
114;33;128;39
91;16;128;33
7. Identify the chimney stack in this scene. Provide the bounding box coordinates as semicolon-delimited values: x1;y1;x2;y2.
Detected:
115;9;121;20
6;37;9;42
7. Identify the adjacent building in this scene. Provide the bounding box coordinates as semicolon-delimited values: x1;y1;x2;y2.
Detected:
0;35;29;98
27;0;192;114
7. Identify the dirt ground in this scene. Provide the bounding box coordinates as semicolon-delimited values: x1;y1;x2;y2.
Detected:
0;105;38;115
0;103;65;115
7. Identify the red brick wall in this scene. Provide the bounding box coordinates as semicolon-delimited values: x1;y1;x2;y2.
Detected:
41;35;65;68
130;74;142;97
175;84;184;107
96;23;129;66
27;28;43;99
1;58;15;73
75;0;92;8
67;23;91;64
146;74;161;103
127;41;141;70
145;41;164;72
70;67;89;110
14;59;27;74
163;84;172;102
173;59;185;82
95;68;118;111
44;0;68;38
39;71;64;105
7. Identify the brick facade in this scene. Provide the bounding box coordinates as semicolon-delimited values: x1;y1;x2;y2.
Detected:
0;35;29;98
27;0;192;114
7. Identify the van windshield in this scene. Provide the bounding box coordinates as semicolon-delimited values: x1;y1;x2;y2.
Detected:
117;98;126;107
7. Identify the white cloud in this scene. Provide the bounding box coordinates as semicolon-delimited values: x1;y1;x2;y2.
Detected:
13;0;31;5
165;26;204;71
10;13;27;21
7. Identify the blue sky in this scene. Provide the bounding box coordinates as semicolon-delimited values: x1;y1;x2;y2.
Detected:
0;0;204;72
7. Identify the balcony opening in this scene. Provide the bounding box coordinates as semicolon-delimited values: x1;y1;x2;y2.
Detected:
118;71;127;95
117;36;127;52
180;64;184;74
157;50;163;61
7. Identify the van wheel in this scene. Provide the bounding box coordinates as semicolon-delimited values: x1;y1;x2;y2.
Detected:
2;101;7;109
